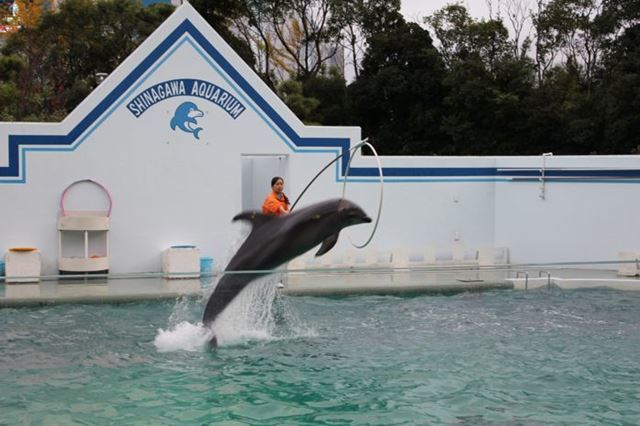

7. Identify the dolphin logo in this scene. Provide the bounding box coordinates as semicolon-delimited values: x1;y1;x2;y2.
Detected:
202;198;372;347
170;101;204;140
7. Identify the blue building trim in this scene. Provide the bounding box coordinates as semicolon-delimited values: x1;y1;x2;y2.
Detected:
2;18;640;183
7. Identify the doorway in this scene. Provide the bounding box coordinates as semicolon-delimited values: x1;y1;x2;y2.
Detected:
241;155;289;211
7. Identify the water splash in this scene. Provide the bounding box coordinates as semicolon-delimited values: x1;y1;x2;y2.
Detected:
153;321;214;352
219;222;251;271
211;275;317;346
154;224;317;352
153;225;254;353
167;296;200;326
155;276;316;352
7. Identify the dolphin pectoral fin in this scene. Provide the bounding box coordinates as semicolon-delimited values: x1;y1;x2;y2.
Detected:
233;211;274;229
315;232;339;256
170;117;177;130
194;128;203;140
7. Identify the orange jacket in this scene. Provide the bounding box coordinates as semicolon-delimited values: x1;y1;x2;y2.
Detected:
262;191;289;216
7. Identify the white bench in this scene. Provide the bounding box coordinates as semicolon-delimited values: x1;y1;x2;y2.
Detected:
617;251;640;277
162;246;200;278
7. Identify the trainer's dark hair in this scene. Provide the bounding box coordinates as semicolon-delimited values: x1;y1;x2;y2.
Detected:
271;176;289;205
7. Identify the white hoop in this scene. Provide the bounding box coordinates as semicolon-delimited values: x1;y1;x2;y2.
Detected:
341;141;384;249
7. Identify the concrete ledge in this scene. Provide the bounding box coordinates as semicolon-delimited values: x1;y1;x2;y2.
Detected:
282;270;513;296
507;277;640;291
0;292;201;308
0;278;203;308
2;268;640;308
281;281;513;296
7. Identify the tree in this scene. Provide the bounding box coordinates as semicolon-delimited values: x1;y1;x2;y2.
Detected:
233;0;279;88
531;0;562;85
234;0;350;85
426;5;515;72
14;0;44;29
0;53;24;120
189;0;256;68
597;23;640;153
276;79;321;123
265;0;344;81
502;0;533;59
330;0;365;79
301;67;347;124
1;0;173;120
331;0;401;79
424;5;537;154
348;14;447;154
533;0;606;91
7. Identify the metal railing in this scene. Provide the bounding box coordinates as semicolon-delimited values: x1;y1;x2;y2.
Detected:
1;259;639;285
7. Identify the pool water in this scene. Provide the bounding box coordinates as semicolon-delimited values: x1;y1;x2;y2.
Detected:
1;284;639;424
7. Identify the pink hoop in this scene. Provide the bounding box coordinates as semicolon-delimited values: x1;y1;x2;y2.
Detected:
60;179;113;217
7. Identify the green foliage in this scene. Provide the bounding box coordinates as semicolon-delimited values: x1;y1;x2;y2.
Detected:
276;69;348;125
426;6;537;154
189;0;255;68
348;16;447;154
301;69;348;125
277;79;321;124
598;24;640;153
0;0;173;121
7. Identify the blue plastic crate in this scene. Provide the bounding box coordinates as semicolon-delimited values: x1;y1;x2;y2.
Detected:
200;256;213;274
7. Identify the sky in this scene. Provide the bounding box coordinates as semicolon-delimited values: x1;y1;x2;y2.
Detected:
399;0;536;46
400;0;493;23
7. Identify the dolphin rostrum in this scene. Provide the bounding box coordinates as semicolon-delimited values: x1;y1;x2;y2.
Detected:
202;198;372;346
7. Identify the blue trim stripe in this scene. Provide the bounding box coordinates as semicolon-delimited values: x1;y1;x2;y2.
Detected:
499;169;640;178
2;18;640;183
349;166;640;178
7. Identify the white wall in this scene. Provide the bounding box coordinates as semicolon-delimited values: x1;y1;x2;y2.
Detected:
493;156;640;263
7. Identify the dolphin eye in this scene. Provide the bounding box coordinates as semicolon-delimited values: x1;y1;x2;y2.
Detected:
311;214;321;220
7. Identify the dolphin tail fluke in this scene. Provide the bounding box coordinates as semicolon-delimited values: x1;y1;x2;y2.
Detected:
193;127;203;140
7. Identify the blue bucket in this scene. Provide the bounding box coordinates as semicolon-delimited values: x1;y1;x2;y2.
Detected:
200;256;213;274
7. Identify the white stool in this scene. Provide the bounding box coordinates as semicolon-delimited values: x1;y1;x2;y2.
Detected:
162;246;200;279
617;251;640;277
5;249;42;283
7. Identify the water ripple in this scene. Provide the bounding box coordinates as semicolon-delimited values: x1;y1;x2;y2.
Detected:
1;289;640;424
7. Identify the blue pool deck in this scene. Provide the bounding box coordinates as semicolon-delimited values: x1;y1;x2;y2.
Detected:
1;266;639;308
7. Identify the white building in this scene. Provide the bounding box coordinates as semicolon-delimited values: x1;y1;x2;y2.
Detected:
1;3;639;276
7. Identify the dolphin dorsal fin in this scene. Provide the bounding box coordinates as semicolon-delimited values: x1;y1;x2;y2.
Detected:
315;232;339;256
232;211;274;229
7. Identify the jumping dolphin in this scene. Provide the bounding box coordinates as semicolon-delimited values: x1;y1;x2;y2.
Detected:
170;101;204;139
202;198;372;346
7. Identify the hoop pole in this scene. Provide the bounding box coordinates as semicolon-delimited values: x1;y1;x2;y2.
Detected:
290;138;370;212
